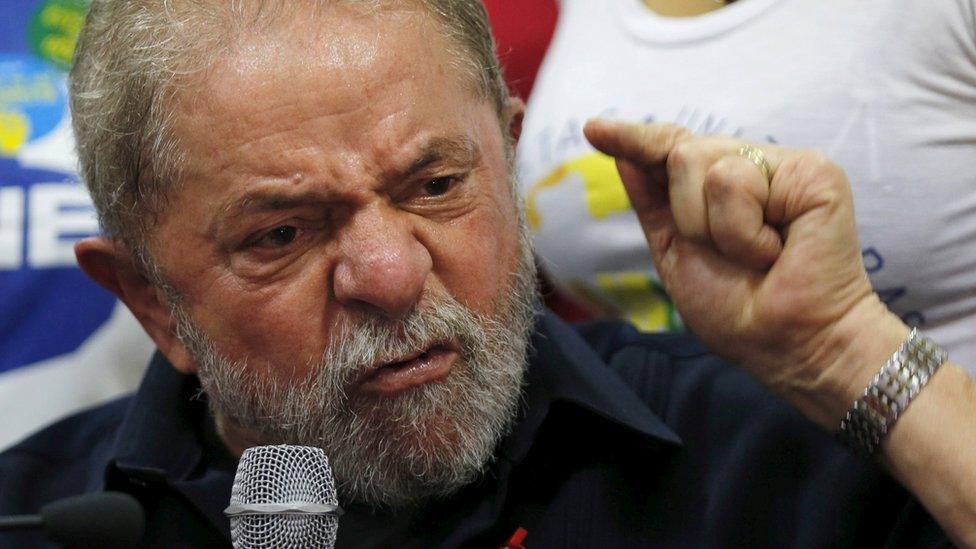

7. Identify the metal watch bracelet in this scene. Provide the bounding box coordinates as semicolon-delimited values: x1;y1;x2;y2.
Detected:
837;328;948;456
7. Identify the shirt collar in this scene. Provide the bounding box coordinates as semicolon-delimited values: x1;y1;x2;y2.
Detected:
110;351;207;477
107;351;234;537
499;310;682;464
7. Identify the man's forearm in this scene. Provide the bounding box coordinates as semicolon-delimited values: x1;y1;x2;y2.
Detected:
881;361;976;546
799;306;976;546
583;119;975;544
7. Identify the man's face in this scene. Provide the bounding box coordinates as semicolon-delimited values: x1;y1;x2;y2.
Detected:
148;6;536;505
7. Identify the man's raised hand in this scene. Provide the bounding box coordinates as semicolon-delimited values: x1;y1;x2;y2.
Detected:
583;120;903;427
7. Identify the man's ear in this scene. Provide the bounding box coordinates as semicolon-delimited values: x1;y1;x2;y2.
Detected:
507;96;526;144
74;236;199;374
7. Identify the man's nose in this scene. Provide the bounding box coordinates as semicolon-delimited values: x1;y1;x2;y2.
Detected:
332;205;432;319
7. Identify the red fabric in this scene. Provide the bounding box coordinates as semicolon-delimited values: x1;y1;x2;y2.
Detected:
503;526;529;548
483;0;559;100
484;1;592;322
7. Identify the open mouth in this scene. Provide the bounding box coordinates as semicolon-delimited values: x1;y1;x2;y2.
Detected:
355;343;459;396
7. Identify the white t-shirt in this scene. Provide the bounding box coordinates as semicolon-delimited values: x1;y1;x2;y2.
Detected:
517;0;976;372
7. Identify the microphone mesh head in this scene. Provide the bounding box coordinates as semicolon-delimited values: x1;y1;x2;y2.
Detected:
229;445;339;548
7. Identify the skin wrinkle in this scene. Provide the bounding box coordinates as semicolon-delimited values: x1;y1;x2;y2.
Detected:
73;0;508;274
400;136;481;181
210;134;485;234
199;118;497;294
71;0;530;509
177;253;538;506
149;0;527;462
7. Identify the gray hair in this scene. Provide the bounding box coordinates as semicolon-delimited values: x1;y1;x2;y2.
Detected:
70;0;509;272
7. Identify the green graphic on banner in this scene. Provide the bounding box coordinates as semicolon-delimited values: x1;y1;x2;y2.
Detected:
28;0;90;71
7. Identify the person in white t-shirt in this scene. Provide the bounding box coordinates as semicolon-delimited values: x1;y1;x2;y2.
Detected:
517;0;976;374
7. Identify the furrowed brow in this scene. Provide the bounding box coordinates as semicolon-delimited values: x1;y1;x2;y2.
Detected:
209;190;327;240
223;190;327;219
404;136;481;177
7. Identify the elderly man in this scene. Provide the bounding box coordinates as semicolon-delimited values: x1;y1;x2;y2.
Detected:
1;0;974;546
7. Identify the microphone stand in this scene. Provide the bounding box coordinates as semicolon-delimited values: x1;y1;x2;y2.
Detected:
0;515;44;531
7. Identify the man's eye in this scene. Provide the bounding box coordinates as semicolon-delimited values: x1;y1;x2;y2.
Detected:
255;225;298;247
423;177;457;197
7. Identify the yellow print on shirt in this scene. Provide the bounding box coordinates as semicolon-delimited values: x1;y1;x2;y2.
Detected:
527;152;681;332
591;272;681;332
526;152;631;229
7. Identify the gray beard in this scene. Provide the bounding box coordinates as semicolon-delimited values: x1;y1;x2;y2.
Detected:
171;233;538;507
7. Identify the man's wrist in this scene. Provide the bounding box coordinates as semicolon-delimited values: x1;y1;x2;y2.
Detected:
781;295;909;430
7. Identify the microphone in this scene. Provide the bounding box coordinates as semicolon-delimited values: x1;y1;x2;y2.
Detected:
0;491;144;546
225;445;342;548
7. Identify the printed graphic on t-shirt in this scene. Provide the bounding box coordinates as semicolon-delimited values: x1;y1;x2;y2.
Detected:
522;106;928;333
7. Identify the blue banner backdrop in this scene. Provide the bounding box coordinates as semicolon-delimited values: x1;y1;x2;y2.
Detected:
0;0;152;449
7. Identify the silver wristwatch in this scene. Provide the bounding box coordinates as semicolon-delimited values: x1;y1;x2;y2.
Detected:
837;328;948;456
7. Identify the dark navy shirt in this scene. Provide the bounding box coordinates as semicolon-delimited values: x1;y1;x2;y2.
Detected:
0;312;947;547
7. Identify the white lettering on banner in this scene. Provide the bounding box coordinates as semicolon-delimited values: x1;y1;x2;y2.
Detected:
28;184;97;268
0;187;25;269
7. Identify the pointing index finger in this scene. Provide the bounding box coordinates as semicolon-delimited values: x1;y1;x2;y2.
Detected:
583;119;692;167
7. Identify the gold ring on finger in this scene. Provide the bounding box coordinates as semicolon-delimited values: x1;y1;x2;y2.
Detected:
737;145;771;183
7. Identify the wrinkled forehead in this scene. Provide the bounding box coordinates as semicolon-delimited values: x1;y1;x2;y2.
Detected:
170;3;485;150
173;8;485;163
190;4;429;87
147;0;497;187
150;0;514;225
162;0;474;91
160;0;490;143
